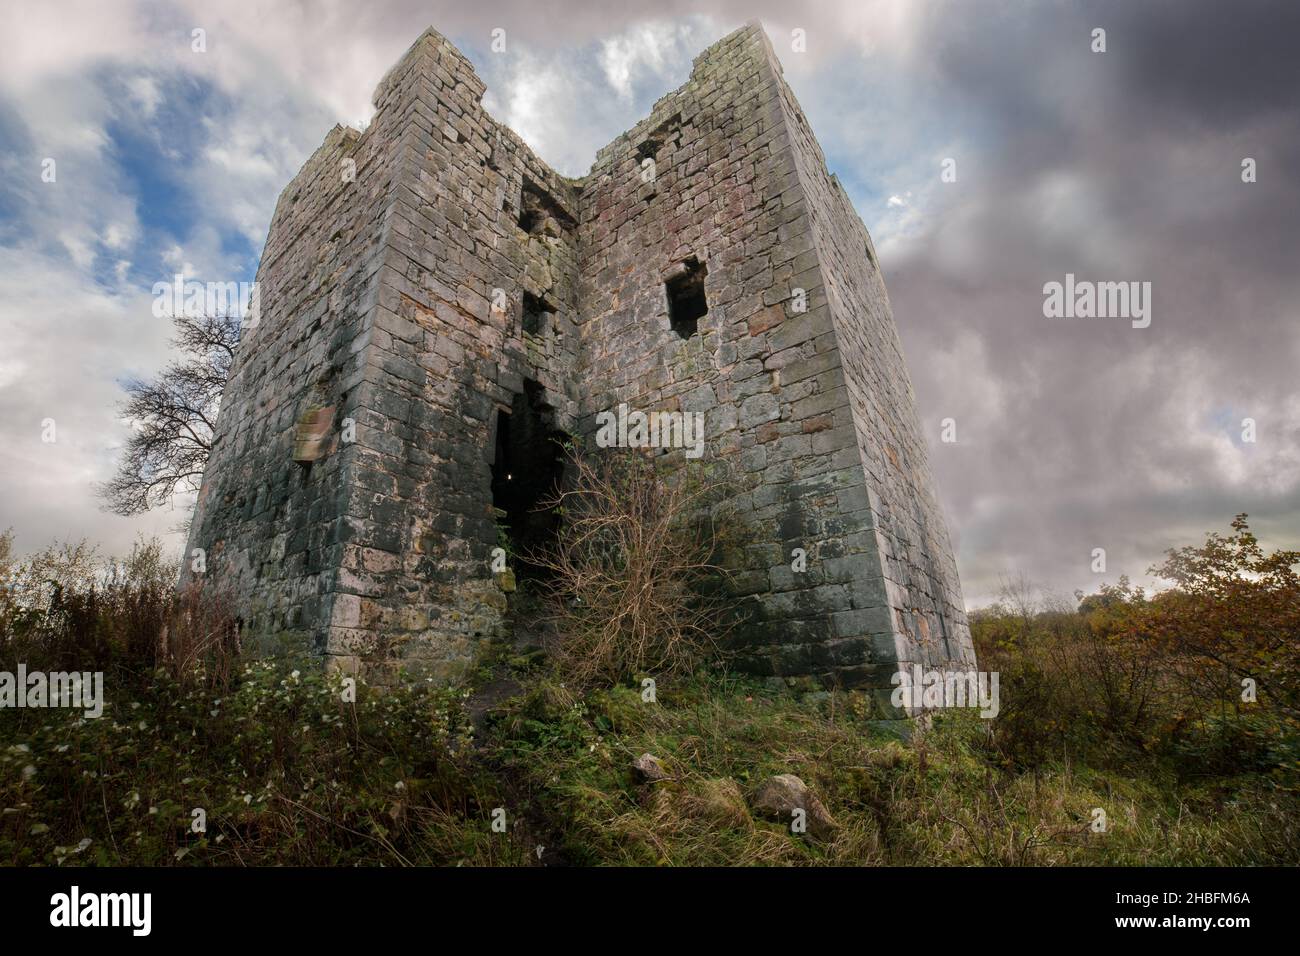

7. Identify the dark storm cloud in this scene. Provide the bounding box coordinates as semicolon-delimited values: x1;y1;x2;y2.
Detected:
1114;0;1300;127
879;0;1300;603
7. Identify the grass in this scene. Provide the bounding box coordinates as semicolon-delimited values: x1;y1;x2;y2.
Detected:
3;514;1296;866
4;652;1295;867
479;668;1299;866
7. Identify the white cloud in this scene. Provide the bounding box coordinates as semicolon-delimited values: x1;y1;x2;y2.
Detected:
0;247;181;557
599;22;683;99
103;223;131;250
126;74;162;118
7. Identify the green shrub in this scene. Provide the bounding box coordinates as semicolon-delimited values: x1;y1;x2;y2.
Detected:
0;658;514;865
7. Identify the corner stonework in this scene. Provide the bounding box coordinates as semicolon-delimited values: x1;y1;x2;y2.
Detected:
184;23;975;701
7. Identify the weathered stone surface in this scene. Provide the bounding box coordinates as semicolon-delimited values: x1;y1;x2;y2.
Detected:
183;21;975;696
750;773;836;838
631;753;669;782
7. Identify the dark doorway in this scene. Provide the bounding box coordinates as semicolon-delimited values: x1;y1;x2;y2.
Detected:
666;257;708;339
490;379;569;577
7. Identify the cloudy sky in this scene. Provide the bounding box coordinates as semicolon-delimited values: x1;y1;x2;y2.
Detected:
1;0;1296;607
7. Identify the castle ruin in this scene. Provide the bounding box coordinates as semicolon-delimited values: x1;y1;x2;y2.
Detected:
184;22;975;703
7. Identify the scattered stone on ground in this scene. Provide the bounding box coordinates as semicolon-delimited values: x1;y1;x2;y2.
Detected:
632;752;669;782
750;773;837;838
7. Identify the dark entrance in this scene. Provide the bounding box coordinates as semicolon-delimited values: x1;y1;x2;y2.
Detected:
490;379;569;577
666;257;708;339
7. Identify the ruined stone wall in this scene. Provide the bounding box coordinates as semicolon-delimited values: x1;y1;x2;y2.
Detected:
768;44;974;676
321;32;584;682
187;30;585;683
187;22;972;698
572;25;971;695
183;118;379;644
575;27;836;676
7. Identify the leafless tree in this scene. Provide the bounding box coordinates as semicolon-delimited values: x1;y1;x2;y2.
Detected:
98;312;240;516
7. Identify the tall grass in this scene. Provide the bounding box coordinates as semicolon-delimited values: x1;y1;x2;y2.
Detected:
0;513;1295;866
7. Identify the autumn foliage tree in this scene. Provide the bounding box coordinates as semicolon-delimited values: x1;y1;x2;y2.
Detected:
1143;514;1300;718
975;515;1300;779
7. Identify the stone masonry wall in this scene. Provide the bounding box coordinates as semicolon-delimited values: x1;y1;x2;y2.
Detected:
769;44;974;676
183;119;377;644
320;32;585;683
186;22;973;700
574;28;865;684
574;25;972;695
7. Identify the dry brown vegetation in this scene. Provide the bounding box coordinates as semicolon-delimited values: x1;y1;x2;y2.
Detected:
524;450;738;689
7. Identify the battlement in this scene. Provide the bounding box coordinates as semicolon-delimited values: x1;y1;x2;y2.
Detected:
185;22;973;707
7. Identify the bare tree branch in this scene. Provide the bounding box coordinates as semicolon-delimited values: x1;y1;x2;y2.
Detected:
97;311;242;517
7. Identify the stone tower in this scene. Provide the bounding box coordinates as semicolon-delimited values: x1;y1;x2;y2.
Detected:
184;22;975;699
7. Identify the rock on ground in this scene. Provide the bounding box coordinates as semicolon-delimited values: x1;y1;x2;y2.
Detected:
749;773;836;839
